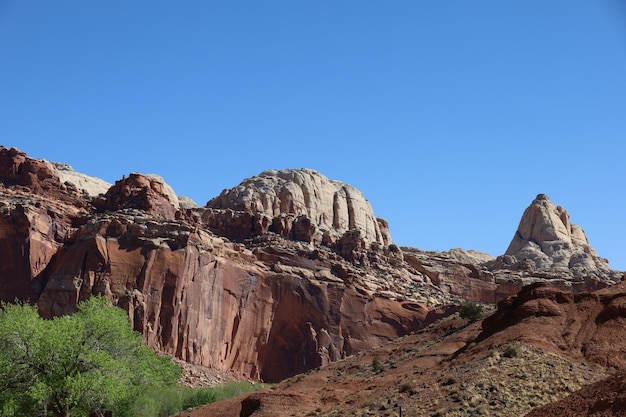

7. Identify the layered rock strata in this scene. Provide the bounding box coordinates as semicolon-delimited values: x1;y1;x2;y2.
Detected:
478;282;626;370
38;212;458;381
0;150;459;382
1;148;624;384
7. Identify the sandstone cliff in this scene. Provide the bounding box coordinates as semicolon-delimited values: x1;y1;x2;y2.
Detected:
0;149;459;382
1;147;623;385
37;210;458;382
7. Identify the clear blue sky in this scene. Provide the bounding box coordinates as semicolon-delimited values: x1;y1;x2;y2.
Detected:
1;1;625;269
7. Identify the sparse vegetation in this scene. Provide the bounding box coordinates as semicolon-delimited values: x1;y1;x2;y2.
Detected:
459;302;484;321
372;355;383;372
399;380;414;393
503;343;521;358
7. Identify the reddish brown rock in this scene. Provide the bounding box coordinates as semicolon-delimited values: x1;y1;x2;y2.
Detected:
525;371;626;417
0;147;59;191
0;150;84;302
475;282;626;369
38;213;456;381
94;173;178;219
0;147;86;206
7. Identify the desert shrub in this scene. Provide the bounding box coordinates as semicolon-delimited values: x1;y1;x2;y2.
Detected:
372;355;383;372
503;343;521;358
459;302;484;321
399;381;414;393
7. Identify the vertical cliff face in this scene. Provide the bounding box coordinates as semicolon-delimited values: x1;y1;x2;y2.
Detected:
37;214;451;382
0;147;85;301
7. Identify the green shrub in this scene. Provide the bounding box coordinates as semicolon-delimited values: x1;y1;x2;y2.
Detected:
459;302;484;321
503;343;521;358
122;381;265;417
372;355;383;372
0;296;180;417
399;381;414;393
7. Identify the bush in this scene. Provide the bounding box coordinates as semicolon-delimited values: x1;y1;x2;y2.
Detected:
459;302;484;321
399;381;414;393
122;381;266;417
372;355;383;372
0;297;180;417
503;343;521;358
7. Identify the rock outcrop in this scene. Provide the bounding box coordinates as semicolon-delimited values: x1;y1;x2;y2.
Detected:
485;194;623;293
0;147;85;206
0;150;460;382
93;173;179;220
37;212;457;381
399;194;623;304
0;194;78;301
47;162;111;197
477;282;626;370
207;169;391;247
500;194;616;278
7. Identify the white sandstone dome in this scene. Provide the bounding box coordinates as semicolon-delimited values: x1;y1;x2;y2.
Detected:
207;168;391;246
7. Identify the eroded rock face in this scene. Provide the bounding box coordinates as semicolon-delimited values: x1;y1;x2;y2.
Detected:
0;147;85;206
478;282;626;370
0;191;82;302
47;162;112;197
207;169;391;247
501;194;616;278
38;213;457;381
94;173;179;220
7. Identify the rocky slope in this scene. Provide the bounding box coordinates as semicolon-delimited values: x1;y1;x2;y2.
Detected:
525;370;626;417
182;282;626;416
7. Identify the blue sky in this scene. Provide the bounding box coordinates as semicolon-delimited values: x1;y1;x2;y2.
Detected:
1;1;625;269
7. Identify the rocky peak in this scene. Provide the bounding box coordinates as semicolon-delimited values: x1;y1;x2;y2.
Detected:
206;168;391;246
0;147;86;207
506;194;588;252
497;194;619;280
94;173;179;220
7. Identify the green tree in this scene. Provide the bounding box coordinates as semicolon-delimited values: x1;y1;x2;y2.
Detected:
0;297;180;417
459;302;484;321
